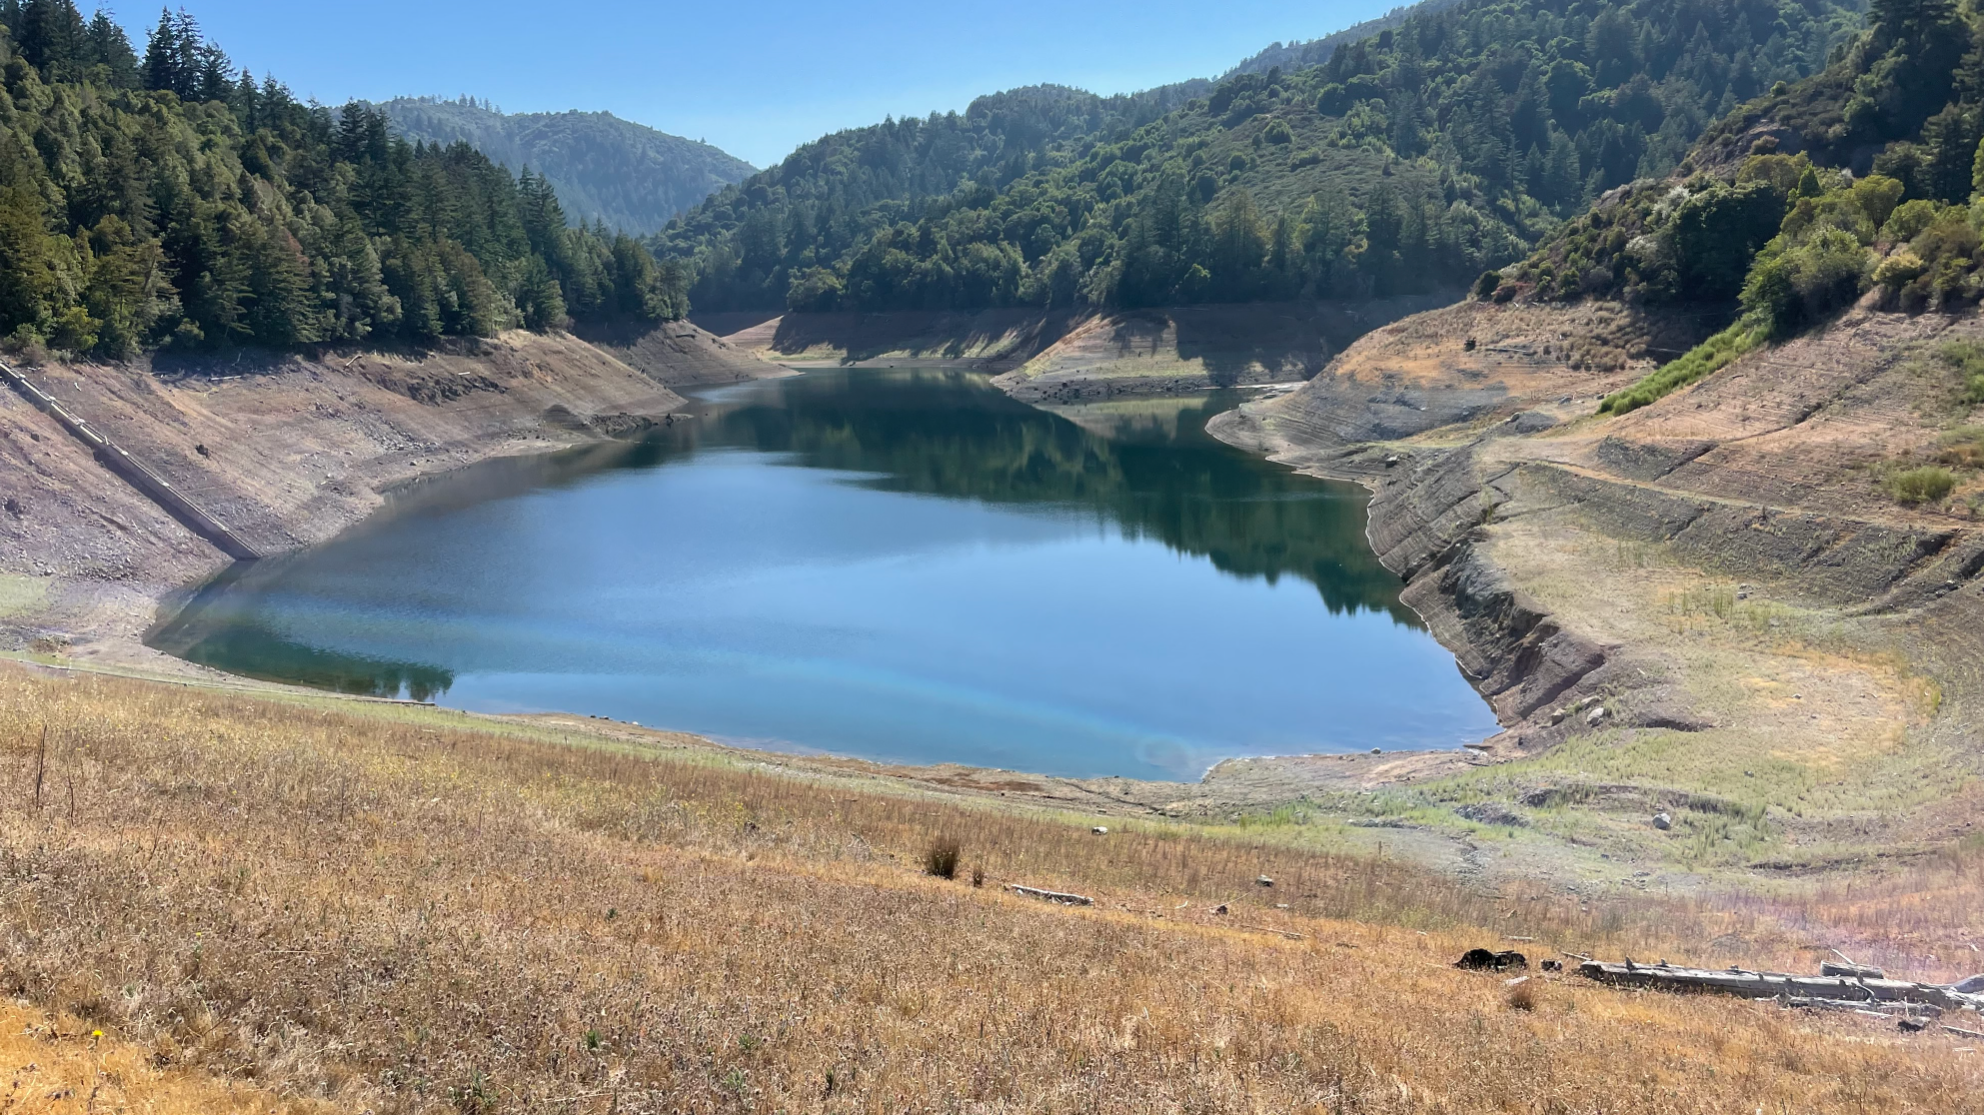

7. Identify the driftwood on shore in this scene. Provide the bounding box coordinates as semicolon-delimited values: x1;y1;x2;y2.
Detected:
1005;884;1093;906
1578;959;1984;1013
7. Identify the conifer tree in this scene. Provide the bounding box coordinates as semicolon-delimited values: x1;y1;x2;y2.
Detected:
140;7;181;94
84;8;138;87
17;0;87;82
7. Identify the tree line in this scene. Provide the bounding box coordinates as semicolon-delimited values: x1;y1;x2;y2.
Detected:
0;2;686;361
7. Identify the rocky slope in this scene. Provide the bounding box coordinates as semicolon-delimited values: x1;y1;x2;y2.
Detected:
1211;294;1984;876
0;323;773;661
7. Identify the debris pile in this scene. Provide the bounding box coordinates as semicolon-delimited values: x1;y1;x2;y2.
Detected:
1575;957;1984;1023
1454;946;1984;1034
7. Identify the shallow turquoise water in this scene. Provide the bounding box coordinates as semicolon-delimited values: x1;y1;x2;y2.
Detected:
149;368;1498;779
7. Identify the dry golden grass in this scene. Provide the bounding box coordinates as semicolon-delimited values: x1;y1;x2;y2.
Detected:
0;999;333;1114
0;663;1979;1113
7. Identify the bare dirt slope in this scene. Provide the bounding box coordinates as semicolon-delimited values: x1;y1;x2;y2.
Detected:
572;318;782;386
715;308;1087;369
994;294;1463;402
0;330;713;658
708;298;1464;400
1211;295;1984;881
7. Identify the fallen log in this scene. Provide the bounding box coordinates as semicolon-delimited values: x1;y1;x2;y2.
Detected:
1005;884;1093;906
1577;960;1983;1011
1784;996;1945;1019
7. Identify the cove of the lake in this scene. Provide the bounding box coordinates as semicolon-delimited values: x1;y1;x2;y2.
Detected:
148;368;1501;780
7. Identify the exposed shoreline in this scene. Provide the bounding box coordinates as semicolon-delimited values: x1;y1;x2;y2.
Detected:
12;297;1980;895
91;358;1511;836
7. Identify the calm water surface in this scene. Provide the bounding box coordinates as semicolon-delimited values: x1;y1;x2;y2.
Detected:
150;369;1498;779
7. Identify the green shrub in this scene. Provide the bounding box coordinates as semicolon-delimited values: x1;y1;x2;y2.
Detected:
1883;198;1943;242
1599;319;1765;414
1740;228;1871;338
1931;339;1984;405
1884;465;1956;504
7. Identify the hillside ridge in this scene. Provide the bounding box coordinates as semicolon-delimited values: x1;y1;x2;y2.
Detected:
376;97;757;234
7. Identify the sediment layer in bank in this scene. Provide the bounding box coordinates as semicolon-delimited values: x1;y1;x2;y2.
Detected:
0;323;774;661
1210;294;1984;885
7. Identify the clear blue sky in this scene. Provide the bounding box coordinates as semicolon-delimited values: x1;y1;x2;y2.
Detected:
108;0;1400;168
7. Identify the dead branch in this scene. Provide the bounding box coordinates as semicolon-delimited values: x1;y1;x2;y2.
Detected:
1005;884;1092;906
32;724;46;812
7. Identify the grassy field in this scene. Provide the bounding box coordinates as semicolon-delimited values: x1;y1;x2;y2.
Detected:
0;663;1980;1112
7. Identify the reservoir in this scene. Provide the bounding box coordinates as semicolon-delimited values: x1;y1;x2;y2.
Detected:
149;368;1500;780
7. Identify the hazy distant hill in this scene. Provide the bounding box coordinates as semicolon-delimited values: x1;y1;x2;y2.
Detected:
377;97;756;234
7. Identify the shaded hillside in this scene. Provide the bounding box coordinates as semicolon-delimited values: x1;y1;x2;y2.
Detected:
377;97;756;234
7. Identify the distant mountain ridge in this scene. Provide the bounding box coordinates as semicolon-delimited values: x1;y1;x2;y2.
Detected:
376;97;756;234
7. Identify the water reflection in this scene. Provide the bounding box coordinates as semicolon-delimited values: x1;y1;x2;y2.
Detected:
149;369;1495;777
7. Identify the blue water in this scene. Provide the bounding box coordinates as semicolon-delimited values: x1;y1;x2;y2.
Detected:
149;368;1498;779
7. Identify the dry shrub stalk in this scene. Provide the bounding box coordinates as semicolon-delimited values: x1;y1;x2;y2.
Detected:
923;835;962;879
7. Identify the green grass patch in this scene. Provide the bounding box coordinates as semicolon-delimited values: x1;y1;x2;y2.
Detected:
1599;318;1765;415
0;575;46;619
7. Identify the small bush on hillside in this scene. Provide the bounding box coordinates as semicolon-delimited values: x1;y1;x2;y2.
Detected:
923;836;963;879
1934;341;1984;403
1874;204;1984;313
1742;228;1872;338
1883;465;1956;504
1937;426;1984;468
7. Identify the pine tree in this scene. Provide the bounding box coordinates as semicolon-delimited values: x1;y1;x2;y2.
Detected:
140;7;181;94
80;214;174;357
0;181;64;341
515;252;565;331
17;0;87;82
84;8;139;87
193;37;228;101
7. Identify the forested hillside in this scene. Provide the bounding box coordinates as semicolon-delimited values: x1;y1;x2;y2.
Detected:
653;82;1212;312
657;0;1863;316
376;97;754;234
0;3;686;361
1490;0;1984;411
